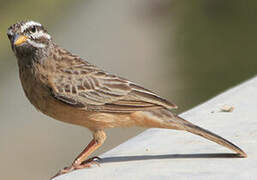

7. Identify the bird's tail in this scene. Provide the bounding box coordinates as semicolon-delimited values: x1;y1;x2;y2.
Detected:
139;109;247;157
174;116;247;157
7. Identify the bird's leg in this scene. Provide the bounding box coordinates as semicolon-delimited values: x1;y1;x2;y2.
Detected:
52;130;106;178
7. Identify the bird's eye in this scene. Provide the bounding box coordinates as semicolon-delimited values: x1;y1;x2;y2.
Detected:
31;26;36;33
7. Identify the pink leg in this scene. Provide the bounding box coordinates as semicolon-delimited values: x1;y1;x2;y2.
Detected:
52;130;106;179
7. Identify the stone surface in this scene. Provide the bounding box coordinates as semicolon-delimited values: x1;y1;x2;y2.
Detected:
54;77;257;180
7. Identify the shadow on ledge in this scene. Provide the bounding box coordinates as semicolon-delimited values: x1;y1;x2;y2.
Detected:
100;153;242;164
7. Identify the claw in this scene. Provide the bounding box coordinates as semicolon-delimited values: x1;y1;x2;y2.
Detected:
80;156;101;167
51;166;74;179
82;156;101;163
92;156;102;161
51;157;101;179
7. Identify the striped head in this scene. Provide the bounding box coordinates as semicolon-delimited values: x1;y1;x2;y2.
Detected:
7;20;52;58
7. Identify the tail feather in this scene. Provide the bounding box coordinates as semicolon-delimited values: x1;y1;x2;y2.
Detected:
174;116;247;157
141;109;247;157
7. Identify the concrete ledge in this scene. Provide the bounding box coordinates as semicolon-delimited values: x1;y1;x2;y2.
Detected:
54;76;257;180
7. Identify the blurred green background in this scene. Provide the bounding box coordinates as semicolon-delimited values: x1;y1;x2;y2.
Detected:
1;1;257;179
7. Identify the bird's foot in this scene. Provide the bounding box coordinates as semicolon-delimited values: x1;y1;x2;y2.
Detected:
51;156;101;179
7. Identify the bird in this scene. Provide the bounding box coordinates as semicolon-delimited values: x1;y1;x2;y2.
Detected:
7;20;246;178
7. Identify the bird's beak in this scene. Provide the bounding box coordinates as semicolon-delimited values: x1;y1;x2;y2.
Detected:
14;35;28;46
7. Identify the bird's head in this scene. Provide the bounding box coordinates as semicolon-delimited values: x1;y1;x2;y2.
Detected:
7;20;52;59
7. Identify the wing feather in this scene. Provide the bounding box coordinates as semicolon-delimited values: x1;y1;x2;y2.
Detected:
49;54;177;113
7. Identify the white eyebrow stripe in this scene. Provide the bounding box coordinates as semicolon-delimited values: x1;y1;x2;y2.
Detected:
31;31;51;40
21;21;42;32
27;39;46;48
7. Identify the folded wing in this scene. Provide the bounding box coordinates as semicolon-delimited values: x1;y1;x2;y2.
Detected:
49;58;177;113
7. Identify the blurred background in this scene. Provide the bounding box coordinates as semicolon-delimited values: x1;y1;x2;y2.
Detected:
1;0;257;179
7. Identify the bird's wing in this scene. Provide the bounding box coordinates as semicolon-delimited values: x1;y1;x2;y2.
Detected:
48;55;177;113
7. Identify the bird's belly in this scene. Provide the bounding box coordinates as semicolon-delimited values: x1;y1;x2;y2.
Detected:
20;75;134;130
21;79;162;130
19;70;88;126
19;68;140;130
35;95;138;130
